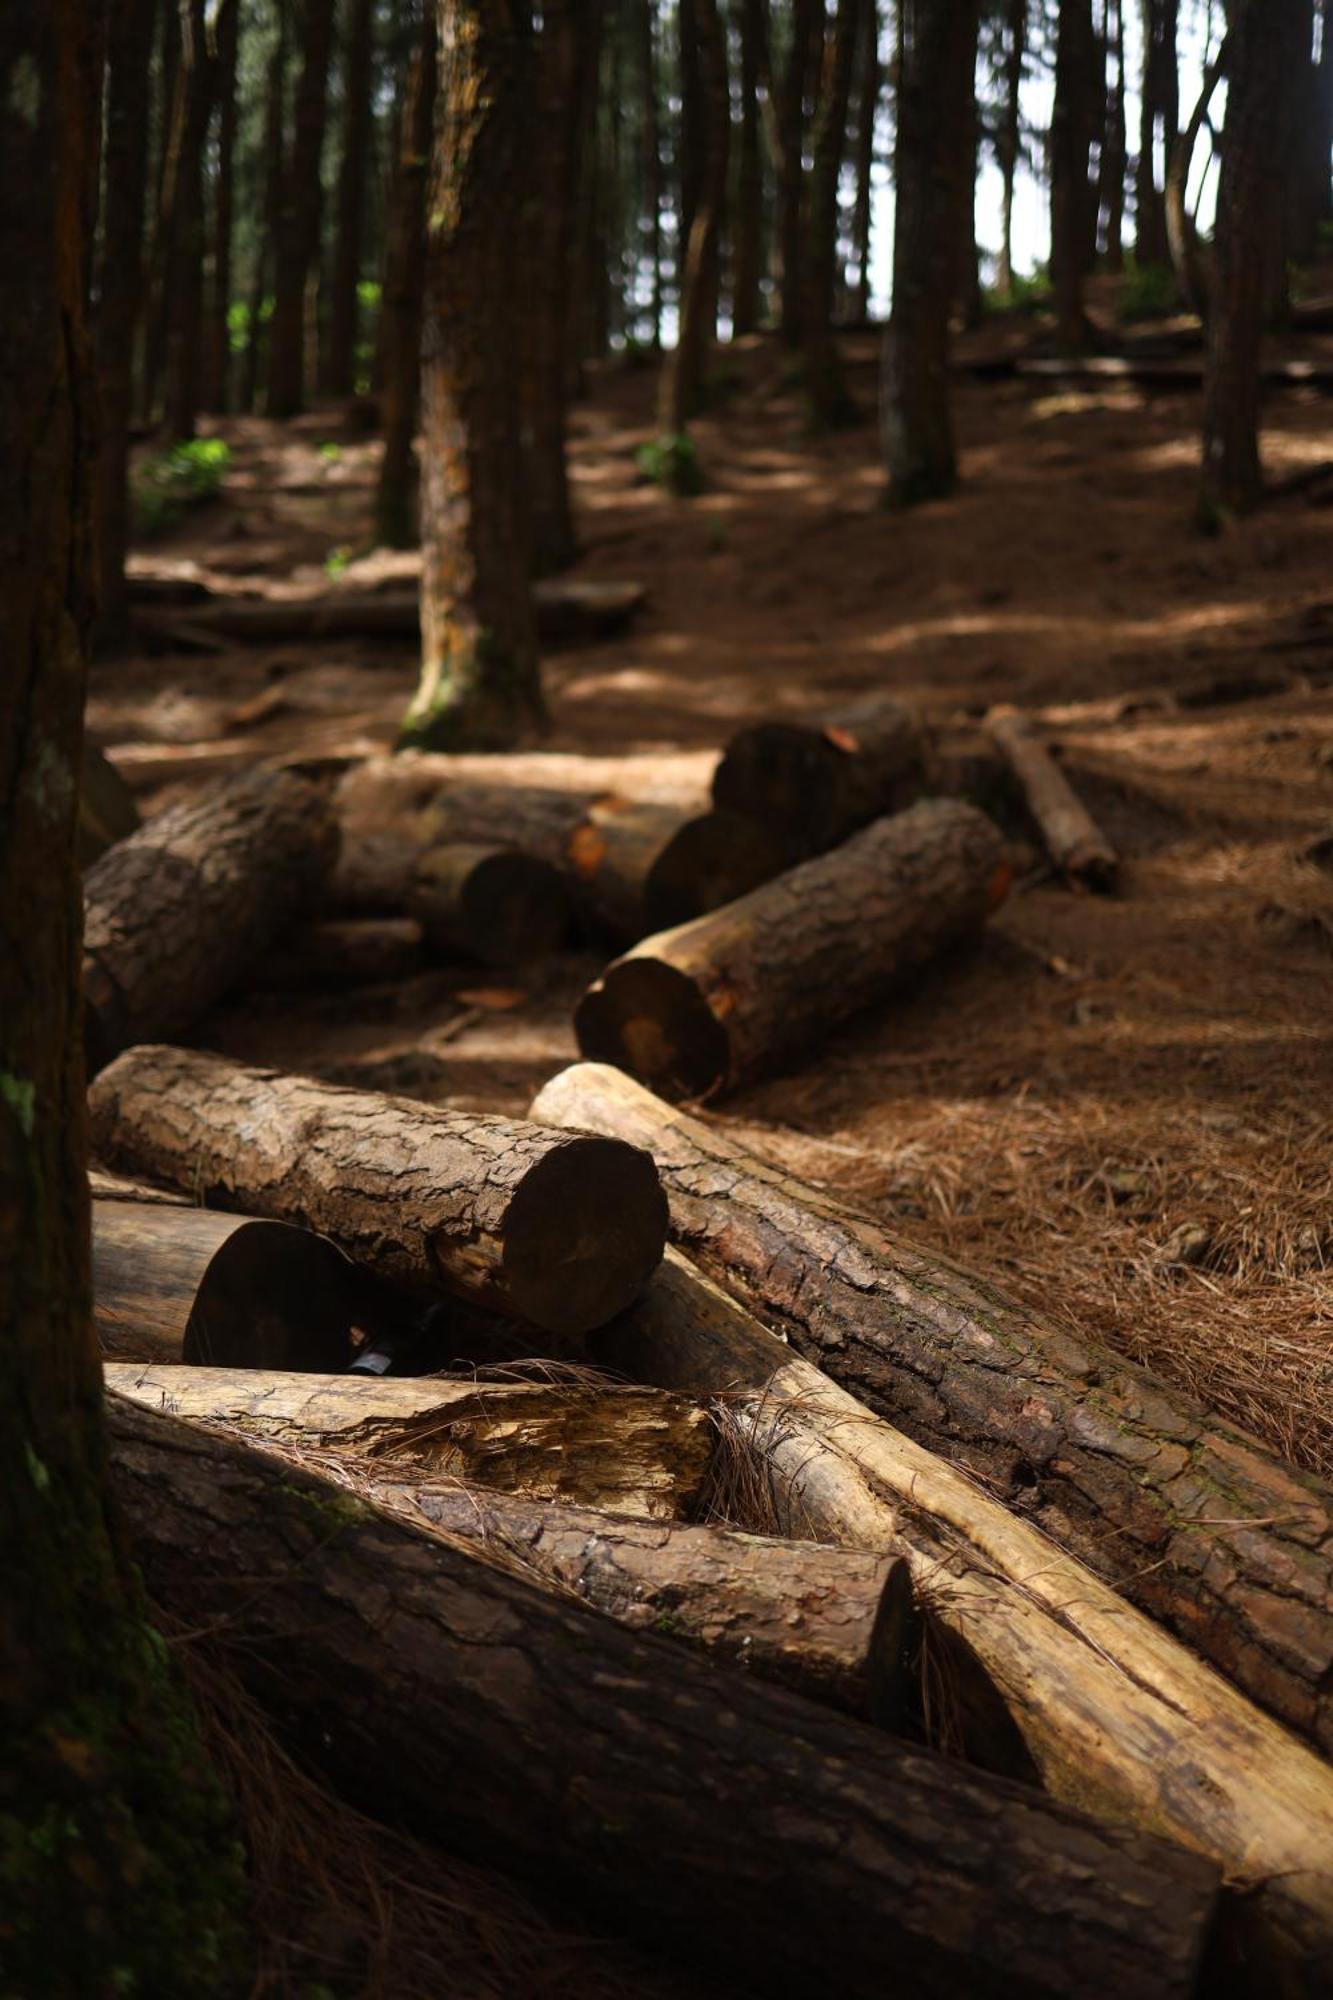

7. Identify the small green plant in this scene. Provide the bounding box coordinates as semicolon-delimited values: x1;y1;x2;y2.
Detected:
324;544;354;578
1117;257;1178;322
132;437;231;536
317;440;343;463
635;431;706;496
982;267;1052;317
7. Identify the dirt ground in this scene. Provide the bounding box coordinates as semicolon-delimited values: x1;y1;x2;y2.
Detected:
93;305;1333;1479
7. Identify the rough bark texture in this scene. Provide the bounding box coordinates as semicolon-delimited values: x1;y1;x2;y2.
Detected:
89;1046;668;1335
657;0;728;434
375;16;437;548
880;0;979;502
802;0;863;424
324;0;376;399
201;0;239;412
575;799;1009;1100
575;1249;1333;1987
107;1365;712;1518
407;843;570;964
987;704;1118;888
409;0;541;750
109;1399;1223;2000
1050;0;1099;353
711;693;932;860
92;1200;366;1370
266;0;337;417
533;1062;1333;1765
0;5;245;1982
81;767;339;1073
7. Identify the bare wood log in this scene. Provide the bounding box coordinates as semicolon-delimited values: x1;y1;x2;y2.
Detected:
577;1248;1333;1986
575;799;1010;1100
534;1062;1333;1757
261;915;425;989
93;1199;371;1369
82;768;339;1073
89;1168;189;1205
108;1396;1222;2000
129;578;645;649
105;1364;711;1518
711;694;933;861
78;739;140;866
407;843;570;963
985;706;1118;890
568;801;786;942
88;1046;667;1335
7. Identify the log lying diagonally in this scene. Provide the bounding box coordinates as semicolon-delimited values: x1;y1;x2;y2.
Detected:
986;705;1118;890
107;1397;1221;2000
105;1364;713;1520
572;1245;1333;1988
89;1046;667;1336
533;1062;1333;1755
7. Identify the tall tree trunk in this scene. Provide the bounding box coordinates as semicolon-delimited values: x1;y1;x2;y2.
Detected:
324;0;377;398
850;0;880;318
776;0;820;343
242;8;289;414
803;0;863;423
1136;0;1178;264
1199;0;1305;521
267;0;337;418
995;0;1025;294
140;0;181;421
201;0;240;412
0;1;246;1984
1099;0;1126;267
880;0;979;503
638;0;663;344
658;0;729;431
375;15;437;549
406;0;543;750
1050;0;1098;351
162;0;216;439
96;0;157;642
732;0;765;334
957;61;983;325
1288;0;1333;261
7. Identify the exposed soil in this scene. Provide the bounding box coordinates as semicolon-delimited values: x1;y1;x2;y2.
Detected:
95;303;1333;1476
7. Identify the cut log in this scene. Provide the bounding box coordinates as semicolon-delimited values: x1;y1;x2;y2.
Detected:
78;739;140;866
578;1248;1333;1985
568;801;787;942
533;1062;1333;1757
262;915;426;989
129;578;645;649
82;768;339;1073
712;694;933;861
108;1396;1222;2000
88;1046;667;1335
407;843;570;964
105;1364;711;1519
985;706;1118;890
93;1199;373;1370
575;799;1010;1100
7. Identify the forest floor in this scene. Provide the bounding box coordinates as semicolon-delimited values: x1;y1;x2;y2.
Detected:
95;297;1333;1480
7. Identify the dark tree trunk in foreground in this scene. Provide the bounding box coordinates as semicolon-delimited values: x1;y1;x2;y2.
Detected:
850;0;880;317
1099;0;1126;267
1050;0;1098;351
732;0;765;335
406;0;542;750
243;9;288;413
775;0;821;343
267;0;337;418
0;5;244;1984
1200;0;1304;521
201;0;239;411
995;0;1026;294
803;0;863;424
881;0;979;503
324;0;376;398
95;0;156;640
658;0;729;432
162;0;216;438
1136;0;1178;265
375;14;437;548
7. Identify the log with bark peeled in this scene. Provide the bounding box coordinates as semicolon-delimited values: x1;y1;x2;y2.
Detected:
105;1365;711;1519
532;1061;1333;1759
88;1046;668;1336
575;1248;1333;1986
82;767;339;1073
407;843;570;963
711;694;933;860
985;705;1118;889
108;1397;1222;2000
575;799;1010;1100
92;1199;376;1370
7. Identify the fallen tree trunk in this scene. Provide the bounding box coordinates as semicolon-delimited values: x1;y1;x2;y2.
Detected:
89;1046;667;1336
129;578;645;649
568;801;787;942
108;1397;1221;2000
408;844;570;964
580;1249;1333;1986
261;915;425;989
105;1364;711;1518
986;706;1118;890
575;799;1010;1100
533;1062;1333;1756
712;695;933;860
82;768;339;1073
92;1199;371;1370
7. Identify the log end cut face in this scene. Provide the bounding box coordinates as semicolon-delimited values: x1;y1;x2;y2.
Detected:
712;723;849;855
183;1219;363;1372
574;958;730;1103
500;1133;670;1333
644;810;786;932
414;845;570;964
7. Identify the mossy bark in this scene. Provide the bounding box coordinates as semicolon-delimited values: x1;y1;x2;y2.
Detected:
0;8;247;1987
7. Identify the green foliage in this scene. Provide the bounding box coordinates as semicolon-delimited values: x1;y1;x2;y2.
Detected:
317;440;343;462
982;268;1052;316
225;296;272;354
1116;258;1178;322
356;278;382;311
635;432;706;496
324;543;353;578
132;438;231;536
